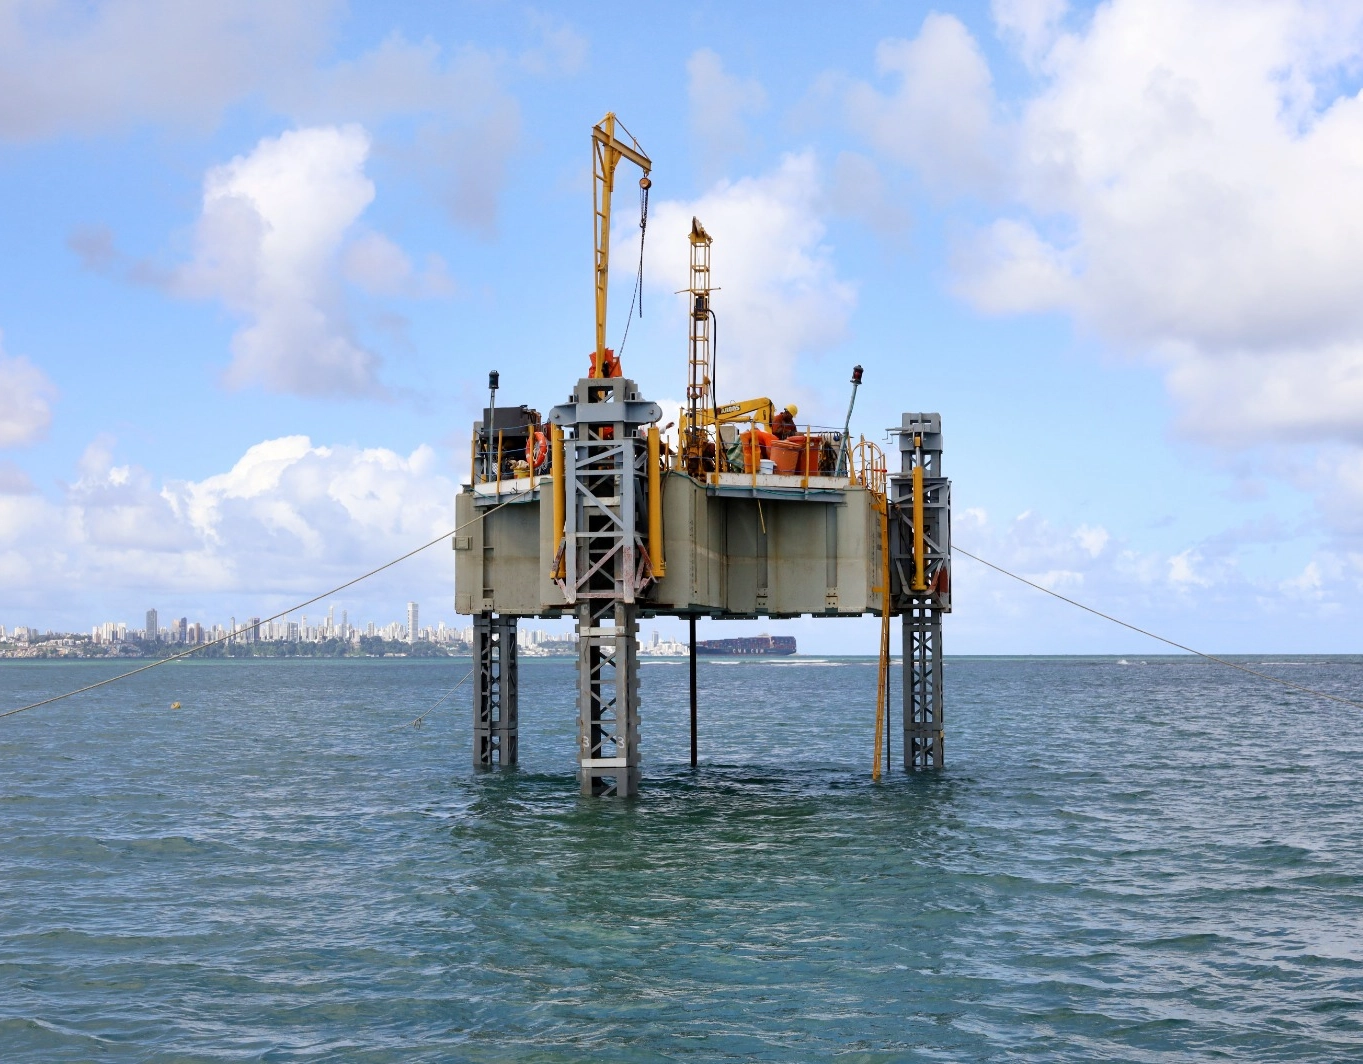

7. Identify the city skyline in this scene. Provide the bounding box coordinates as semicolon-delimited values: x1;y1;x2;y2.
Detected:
0;606;695;655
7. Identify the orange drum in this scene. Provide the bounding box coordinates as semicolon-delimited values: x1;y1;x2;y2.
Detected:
769;439;802;474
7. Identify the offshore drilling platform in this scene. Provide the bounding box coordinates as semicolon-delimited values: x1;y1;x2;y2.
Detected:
454;114;951;796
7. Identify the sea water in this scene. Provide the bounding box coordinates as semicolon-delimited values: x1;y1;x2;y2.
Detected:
2;655;1362;1061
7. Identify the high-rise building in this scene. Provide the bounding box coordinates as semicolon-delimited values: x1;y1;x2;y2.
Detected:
407;602;419;643
249;617;261;643
176;617;188;643
146;608;158;642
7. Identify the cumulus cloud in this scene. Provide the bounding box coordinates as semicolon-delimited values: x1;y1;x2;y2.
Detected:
944;505;1340;650
949;1;1363;451
845;13;1005;193
174;126;382;397
519;12;588;76
991;0;1068;67
5;5;529;235
285;35;522;237
686;48;768;176
635;153;856;405
0;333;57;447
342;231;456;299
0;434;458;621
825;151;911;235
0;0;334;140
844;1;1363;554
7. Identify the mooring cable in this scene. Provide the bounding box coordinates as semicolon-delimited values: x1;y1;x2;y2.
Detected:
1;499;517;721
953;545;1363;711
395;666;475;730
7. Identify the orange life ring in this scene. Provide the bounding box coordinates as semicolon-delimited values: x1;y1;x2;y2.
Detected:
526;430;549;471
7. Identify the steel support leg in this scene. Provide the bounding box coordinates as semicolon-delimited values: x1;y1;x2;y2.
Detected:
576;601;640;796
689;615;698;767
903;603;943;770
473;612;518;768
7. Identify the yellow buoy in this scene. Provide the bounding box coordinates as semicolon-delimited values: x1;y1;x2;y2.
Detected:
170;701;181;710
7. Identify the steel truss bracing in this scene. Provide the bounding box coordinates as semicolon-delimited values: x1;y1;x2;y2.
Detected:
473;612;518;768
889;412;951;770
550;376;660;796
576;599;641;796
903;603;943;769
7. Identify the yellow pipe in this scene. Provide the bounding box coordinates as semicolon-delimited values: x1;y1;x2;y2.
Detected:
801;426;810;491
551;424;566;579
647;425;665;578
873;493;890;780
912;461;926;592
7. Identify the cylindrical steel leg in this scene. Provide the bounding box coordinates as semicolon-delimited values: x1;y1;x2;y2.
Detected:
689;616;698;767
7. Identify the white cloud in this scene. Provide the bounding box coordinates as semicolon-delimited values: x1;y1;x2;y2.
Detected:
1281;560;1324;599
1167;548;1211;588
287;35;521;237
0;434;458;621
952;217;1075;314
342;231;456;299
939;504;1363;651
991;0;1069;67
825;151;911;235
0;0;335;140
842;1;1363;548
845;13;1004;193
175;126;383;397
0;461;36;494
1;6;524;235
941;1;1363;451
637;153;856;406
519;12;588;76
1074;523;1109;557
686;48;768;175
0;333;57;447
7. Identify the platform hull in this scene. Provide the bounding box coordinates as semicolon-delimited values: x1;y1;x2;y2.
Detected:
455;471;882;620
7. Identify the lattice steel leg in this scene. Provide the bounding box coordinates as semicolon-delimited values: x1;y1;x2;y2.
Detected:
576;601;640;796
903;603;944;770
473;612;518;769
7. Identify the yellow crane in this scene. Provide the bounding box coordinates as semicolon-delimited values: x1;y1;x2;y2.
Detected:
591;113;651;379
681;397;776;436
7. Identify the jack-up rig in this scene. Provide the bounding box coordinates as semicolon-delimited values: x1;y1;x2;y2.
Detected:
455;113;951;795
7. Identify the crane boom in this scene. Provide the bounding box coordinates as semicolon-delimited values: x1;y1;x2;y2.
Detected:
592;112;652;378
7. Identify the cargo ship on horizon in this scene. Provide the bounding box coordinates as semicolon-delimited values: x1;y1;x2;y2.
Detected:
694;634;796;656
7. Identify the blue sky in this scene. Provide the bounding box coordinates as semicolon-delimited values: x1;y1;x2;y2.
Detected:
2;0;1362;653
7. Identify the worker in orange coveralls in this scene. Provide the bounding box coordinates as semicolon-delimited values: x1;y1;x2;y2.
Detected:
771;403;798;440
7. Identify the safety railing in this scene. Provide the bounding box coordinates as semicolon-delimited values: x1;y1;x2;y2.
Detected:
852;436;887;495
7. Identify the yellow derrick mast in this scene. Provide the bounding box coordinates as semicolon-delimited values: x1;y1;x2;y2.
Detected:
677;218;780;473
682;217;714;473
591;113;651;379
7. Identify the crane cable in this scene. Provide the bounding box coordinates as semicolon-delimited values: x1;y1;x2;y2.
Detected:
952;545;1363;711
615;178;649;359
1;498;518;721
